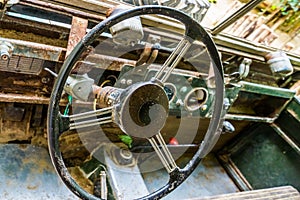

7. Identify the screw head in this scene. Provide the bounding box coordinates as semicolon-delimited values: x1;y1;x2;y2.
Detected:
0;53;9;61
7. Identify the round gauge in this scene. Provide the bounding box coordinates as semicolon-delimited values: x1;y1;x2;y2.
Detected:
184;87;208;111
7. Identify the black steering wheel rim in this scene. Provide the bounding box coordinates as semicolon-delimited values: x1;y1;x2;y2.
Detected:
48;5;224;200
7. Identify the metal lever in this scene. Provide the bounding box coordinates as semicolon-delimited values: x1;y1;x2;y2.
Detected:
44;68;94;101
44;68;58;77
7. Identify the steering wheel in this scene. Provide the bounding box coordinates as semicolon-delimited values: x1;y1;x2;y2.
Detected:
48;5;224;200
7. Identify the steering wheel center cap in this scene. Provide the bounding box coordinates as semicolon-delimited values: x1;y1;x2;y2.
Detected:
116;81;169;138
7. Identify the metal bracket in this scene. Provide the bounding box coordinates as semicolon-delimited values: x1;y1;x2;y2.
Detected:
239;57;252;79
0;41;14;61
64;74;94;102
104;146;149;199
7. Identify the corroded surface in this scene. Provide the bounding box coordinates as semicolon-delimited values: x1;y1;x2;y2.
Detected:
0;29;67;47
0;144;78;199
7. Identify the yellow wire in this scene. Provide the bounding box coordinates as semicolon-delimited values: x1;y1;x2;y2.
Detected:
93;80;111;110
100;80;111;87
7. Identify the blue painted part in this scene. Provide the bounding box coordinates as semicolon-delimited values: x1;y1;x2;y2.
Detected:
0;144;78;200
143;154;239;199
0;144;239;199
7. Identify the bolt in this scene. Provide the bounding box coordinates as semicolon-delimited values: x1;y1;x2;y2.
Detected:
126;79;132;85
224;98;230;110
120;148;132;160
0;52;9;61
0;42;13;61
41;77;51;84
176;99;183;107
120;78;126;85
200;104;208;111
187;77;193;83
180;86;188;93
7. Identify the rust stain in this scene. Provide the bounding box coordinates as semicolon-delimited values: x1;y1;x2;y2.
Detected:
1;37;66;62
66;16;88;58
68;166;94;194
0;29;67;47
22;155;53;174
27;184;39;190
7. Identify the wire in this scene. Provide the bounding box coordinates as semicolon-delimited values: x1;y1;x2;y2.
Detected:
64;95;73;115
93;80;112;110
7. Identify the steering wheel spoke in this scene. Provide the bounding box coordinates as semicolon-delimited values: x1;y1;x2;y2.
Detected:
148;133;178;173
154;37;191;83
69;115;113;130
68;106;113;130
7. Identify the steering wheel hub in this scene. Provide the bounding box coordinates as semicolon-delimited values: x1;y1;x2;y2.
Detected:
116;81;169;138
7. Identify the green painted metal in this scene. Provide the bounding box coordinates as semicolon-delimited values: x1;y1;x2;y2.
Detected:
271;123;300;156
223;123;300;191
239;81;295;98
220;94;300;191
118;65;214;118
118;65;297;122
276;100;300;148
223;81;296;122
286;97;300;122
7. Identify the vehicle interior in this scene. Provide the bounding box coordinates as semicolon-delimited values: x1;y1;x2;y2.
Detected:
0;0;300;199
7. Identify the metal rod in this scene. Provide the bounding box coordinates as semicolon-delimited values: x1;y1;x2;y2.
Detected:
44;67;58;77
5;11;72;29
225;114;276;123
69;106;113;121
156;133;177;169
0;93;51;104
148;133;177;173
70;118;113;130
218;155;253;191
154;38;189;80
100;171;108;200
161;40;191;82
271;123;300;156
212;0;264;35
70;116;112;128
148;137;172;172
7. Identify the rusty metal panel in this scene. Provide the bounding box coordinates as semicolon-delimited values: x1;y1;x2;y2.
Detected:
0;103;34;143
0;37;66;62
66;16;88;58
0;55;44;74
0;93;50;104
